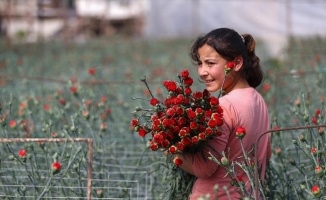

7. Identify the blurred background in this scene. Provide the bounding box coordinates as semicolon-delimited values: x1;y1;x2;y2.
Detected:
1;0;326;57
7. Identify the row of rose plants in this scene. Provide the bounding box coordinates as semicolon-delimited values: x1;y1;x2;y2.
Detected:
0;36;325;199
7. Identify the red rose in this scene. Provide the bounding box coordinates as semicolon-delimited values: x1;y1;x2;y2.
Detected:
162;139;170;148
205;110;213;118
193;91;203;99
183;97;190;104
181;137;192;146
210;97;219;106
187;109;196;120
177;117;186;127
190;121;198;129
180;70;189;78
208;119;217;128
164;81;177;92
178;129;188;137
131;119;139;127
138;128;147;137
176;142;185;151
184;77;193;86
153;133;164;143
19;149;27;158
166;108;175;117
175;107;184;116
192;136;199;144
150;98;159;106
184;87;192;95
169;145;178;154
198;132;206;140
149;141;158;151
205;127;213;136
195;108;204;116
173;157;183;166
225;61;235;74
236;126;246;139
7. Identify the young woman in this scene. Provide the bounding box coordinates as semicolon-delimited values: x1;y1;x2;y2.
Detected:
179;28;271;199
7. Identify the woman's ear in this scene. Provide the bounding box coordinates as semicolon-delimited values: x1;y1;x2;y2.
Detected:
233;56;244;72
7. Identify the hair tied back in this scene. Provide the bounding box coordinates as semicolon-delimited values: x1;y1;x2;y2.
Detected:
241;35;245;43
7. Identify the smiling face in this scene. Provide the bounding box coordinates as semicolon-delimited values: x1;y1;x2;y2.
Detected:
197;44;229;93
197;44;246;93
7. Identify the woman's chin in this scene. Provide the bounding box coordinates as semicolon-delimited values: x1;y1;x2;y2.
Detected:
206;87;220;93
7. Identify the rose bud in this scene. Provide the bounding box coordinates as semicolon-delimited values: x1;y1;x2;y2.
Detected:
275;147;281;156
315;166;324;177
236;126;246;139
299;134;306;142
311;147;317;155
52;162;62;175
96;189;103;198
220;156;229;166
19;149;27;163
311;185;321;198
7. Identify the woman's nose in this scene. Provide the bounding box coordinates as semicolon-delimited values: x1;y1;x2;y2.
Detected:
198;66;208;76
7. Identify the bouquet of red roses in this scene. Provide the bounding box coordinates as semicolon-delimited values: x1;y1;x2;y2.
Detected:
131;69;224;163
131;70;223;199
130;69;224;199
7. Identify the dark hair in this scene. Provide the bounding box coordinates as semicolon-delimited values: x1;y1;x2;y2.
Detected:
190;28;263;88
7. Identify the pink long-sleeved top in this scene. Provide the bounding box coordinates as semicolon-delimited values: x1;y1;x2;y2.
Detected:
185;87;271;200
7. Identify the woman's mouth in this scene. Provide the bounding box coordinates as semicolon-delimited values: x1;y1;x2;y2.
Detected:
204;79;214;83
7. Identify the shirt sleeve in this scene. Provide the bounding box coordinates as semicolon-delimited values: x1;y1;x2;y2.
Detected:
183;98;237;178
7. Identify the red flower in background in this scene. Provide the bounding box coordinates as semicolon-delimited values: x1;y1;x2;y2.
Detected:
311;147;317;155
70;86;78;94
88;68;96;75
9;120;17;128
58;98;66;106
311;185;321;197
311;116;317;124
44;104;50;111
52;162;62;175
19;149;27;158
